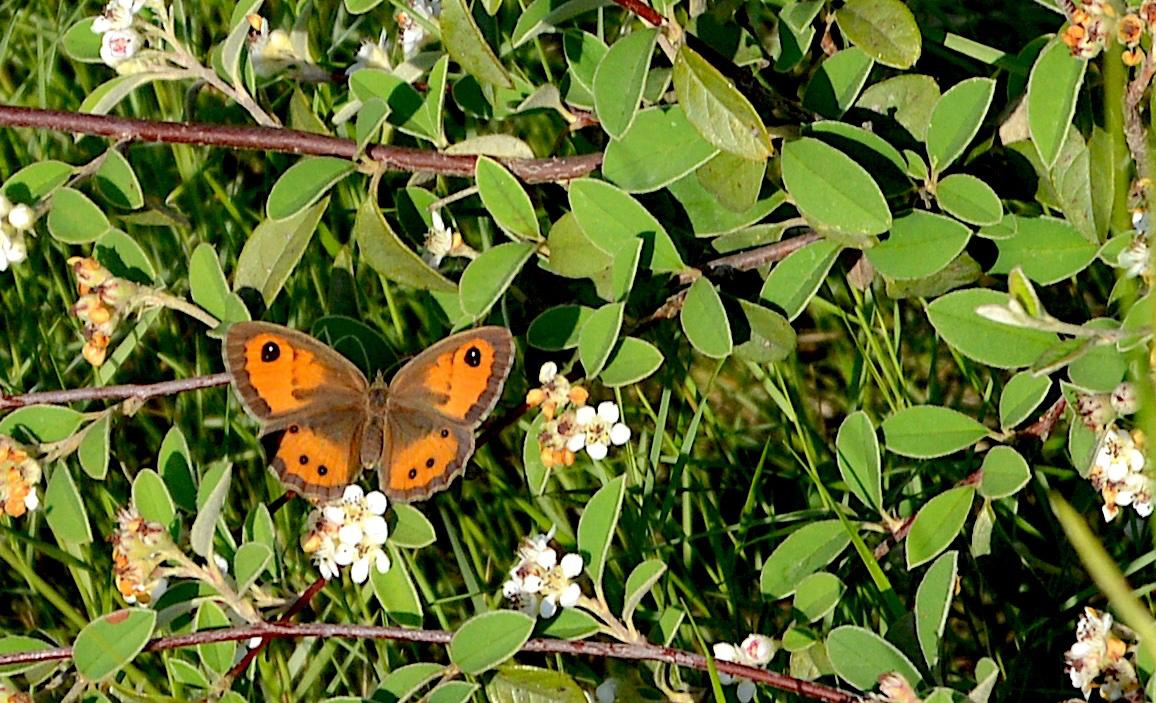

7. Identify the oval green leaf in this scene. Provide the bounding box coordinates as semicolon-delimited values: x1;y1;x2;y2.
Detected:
578;302;624;379
881;405;989;459
78;415;110;480
793;571;845;623
1028;40;1085;169
2;160;73;203
458;242;535;319
926;289;1059;368
759;520;851;599
990;215;1098;285
599;337;664;387
673;45;772;160
979;446;1031;499
527;305;595;350
354;196;456;293
836;0;921;69
234;199;328;306
999;372;1051;429
441;0;514;89
680;277;732;358
476;156;540;241
449;611;535;675
577;474;626;587
827;625;922;691
372;547;423;627
915;550;958;669
593;28;657;139
936;173;1002;226
45;464;93;545
74;609;156;682
906;486;974;568
867;210;971;280
760;238;842;321
47;187;110;243
781;138;890;236
925;77;995;173
266;157;354;221
622;559;666;625
391;503;437;548
835;411;882;513
602;106;718;193
94;149;144;209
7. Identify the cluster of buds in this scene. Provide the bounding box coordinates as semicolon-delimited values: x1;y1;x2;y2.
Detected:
111;505;172;605
301;486;391;584
91;0;148;69
1066;607;1145;702
1060;0;1156;66
0;436;40;518
246;15;327;81
68;257;140;367
0;683;31;703
422;210;477;268
0;195;35;272
529;363;631;467
712;634;775;703
1076;383;1141;434
1088;425;1152;522
502;527;585;619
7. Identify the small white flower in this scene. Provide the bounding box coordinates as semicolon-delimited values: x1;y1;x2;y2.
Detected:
560;552;583;579
92;0;146;33
22;490;37;512
351;556;371;584
740;634;774;665
348;31;392;74
713;634;773;700
100;28;142;67
365;490;388;515
0;229;27;272
343;484;365;502
503;527;585;619
363;515;389;544
573;402;631;461
6;203;32;231
1119;236;1151;279
396;0;440;59
338;523;364;547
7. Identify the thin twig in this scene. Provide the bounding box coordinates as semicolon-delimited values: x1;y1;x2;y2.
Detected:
0;373;231;410
1124;51;1156;184
0;621;862;703
0;105;601;184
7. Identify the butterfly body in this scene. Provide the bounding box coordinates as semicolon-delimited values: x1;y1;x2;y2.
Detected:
223;322;514;502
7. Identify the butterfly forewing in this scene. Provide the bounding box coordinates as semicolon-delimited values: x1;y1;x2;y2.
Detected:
387;327;515;426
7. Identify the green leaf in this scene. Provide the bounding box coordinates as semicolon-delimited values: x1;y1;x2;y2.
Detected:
78;415;110;480
979;446;1031;499
190;466;231;558
915;551;957;669
47;187;111;243
539;607;601;640
1028;40;1085;169
999;372;1051;429
696;151;765;213
523;414;550;497
1068;322;1128;391
594;238;642;302
781;138;890;236
487;666;587;703
372;547;423;627
593;28;657;138
375;663;444;701
579;302;624;379
759;520;851;599
733;299;796;363
266;157;354;221
602;106;718;193
441;0;513;89
599;337;664;387
428;682;480;703
542;212;613;279
802;47;875;118
233;542;273;593
80;74;174;116
159;426;196;513
234;198;328;306
449;611;535;675
354;196;456;293
458;242;535;319
2;160;73;203
577;474;626;588
835;411;882;513
94;149;144;209
760;238;842;321
990;215;1098;285
935;173;1002;226
568;178;684;273
195;601;234;676
926;289;1059;368
925;77;995;173
62;18;103;63
95;229;156;283
476;156;540;240
793;571;845;623
528;305;595;350
857;74;940;142
667;174;785;237
680;278;732;358
836;0;921;68
511;0;610;47
673;45;772;160
189;243;249;326
867;210;971;280
391;504;437;548
622;559;666;625
220;0;260;89
826;625;922;691
906;486;974;568
73;609;156;681
881;405;989;459
44;464;93;545
0;636;56;676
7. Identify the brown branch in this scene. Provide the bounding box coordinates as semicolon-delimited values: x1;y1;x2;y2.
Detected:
0;373;231;410
0;105;601;184
683;230;824;285
226;577;328;679
1;621;862;703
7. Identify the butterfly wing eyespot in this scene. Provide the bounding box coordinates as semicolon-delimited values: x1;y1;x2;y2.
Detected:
388;327;515;426
379;412;474;502
265;418;364;501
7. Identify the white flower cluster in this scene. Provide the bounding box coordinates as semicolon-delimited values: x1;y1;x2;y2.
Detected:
502;528;584;619
531;363;631;467
0;196;34;272
301;486;391;584
1089;426;1153;522
1066;607;1145;702
397;0;440;59
712;634;774;703
91;0;147;68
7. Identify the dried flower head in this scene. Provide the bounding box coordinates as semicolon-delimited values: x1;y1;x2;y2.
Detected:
0;437;40;518
112;505;172;604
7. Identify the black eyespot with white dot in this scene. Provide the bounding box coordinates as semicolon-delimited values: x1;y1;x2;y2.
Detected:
425;458;435;468
440;429;449;438
299;455;309;465
408;468;418;479
317;465;328;476
289;425;300;433
464;345;482;367
261;341;280;363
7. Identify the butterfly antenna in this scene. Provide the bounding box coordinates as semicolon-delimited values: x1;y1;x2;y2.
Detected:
267;490;295;515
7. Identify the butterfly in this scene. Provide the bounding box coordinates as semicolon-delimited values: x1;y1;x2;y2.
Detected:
222;322;515;503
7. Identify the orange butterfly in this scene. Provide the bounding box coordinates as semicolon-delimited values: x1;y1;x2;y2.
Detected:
223;322;514;502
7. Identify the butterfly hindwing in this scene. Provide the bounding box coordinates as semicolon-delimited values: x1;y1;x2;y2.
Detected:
378;408;474;502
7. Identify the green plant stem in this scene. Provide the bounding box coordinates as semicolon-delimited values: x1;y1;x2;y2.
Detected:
1103;42;1132;232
